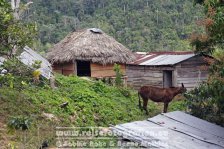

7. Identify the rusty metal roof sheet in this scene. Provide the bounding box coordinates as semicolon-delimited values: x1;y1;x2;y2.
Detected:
112;111;224;149
131;52;195;66
140;54;195;65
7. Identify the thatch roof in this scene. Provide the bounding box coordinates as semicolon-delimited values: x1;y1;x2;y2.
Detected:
47;28;135;65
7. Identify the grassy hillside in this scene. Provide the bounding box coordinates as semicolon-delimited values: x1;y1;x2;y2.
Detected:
0;74;186;148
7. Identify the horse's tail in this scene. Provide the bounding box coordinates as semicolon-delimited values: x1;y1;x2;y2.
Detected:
138;91;141;109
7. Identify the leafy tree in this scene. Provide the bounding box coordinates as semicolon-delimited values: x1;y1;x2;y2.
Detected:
22;0;204;52
191;0;224;54
187;0;224;126
0;0;36;58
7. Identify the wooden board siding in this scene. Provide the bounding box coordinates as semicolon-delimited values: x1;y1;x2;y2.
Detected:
91;63;126;78
175;56;209;90
126;65;164;89
52;61;75;76
126;55;210;90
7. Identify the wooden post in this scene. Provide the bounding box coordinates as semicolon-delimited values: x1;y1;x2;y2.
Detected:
173;69;178;87
50;76;56;89
121;76;127;87
74;60;77;76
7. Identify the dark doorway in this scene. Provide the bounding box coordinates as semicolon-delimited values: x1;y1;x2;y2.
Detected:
76;60;91;76
163;70;173;87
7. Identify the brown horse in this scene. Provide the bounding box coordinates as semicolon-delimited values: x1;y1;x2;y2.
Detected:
138;83;186;114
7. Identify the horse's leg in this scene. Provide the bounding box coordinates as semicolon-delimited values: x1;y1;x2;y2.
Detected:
163;102;169;113
143;99;149;115
138;92;142;110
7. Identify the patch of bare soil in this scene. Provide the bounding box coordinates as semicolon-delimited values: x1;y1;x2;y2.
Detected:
0;117;9;149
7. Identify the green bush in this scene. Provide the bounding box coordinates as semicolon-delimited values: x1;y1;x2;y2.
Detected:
185;82;224;126
8;116;32;131
2;58;32;77
119;87;131;98
113;64;123;87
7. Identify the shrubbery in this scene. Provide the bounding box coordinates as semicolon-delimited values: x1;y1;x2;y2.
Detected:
185;83;224;126
186;57;224;126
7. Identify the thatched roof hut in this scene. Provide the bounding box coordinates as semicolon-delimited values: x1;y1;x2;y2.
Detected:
47;28;135;78
47;28;135;65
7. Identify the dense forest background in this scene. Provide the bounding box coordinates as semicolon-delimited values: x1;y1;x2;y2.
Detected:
21;0;204;53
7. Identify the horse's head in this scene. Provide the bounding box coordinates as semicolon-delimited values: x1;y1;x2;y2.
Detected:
179;83;187;93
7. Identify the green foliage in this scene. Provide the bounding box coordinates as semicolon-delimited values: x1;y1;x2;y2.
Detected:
2;58;32;76
184;54;224;126
0;74;186;147
91;81;109;94
208;58;224;115
119;87;131;98
8;116;32;131
0;0;36;57
113;63;123;87
186;0;224;126
32;60;42;69
22;0;204;52
0;73;15;88
169;100;187;112
0;74;146;127
185;82;224;126
0;58;33;89
32;61;42;83
16;75;148;126
0;58;49;89
192;0;224;53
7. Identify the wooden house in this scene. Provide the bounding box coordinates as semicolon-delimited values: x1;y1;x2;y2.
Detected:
47;28;134;78
126;51;212;90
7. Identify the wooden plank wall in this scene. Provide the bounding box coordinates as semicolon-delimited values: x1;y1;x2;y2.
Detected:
91;63;126;78
175;56;209;90
52;61;75;76
126;65;164;89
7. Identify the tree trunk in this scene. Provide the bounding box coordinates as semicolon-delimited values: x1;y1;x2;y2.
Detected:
11;0;20;20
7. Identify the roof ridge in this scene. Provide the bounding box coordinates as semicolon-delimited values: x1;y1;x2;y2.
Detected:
131;52;196;65
147;51;194;55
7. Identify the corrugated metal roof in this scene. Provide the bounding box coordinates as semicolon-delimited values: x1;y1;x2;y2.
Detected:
131;52;195;66
19;46;52;79
112;111;224;149
140;54;195;66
